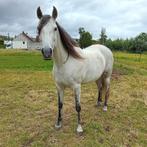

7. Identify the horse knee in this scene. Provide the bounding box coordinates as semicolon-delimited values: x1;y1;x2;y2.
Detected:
105;76;110;82
103;77;110;88
76;104;81;112
59;102;63;109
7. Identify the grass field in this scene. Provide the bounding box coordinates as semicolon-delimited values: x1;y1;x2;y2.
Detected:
0;49;147;147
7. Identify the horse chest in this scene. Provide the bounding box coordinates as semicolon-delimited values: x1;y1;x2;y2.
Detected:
53;68;76;86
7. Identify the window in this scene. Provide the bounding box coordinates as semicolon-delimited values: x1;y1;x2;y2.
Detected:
23;41;25;44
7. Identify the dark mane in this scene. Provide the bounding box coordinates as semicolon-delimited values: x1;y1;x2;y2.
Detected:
56;22;83;59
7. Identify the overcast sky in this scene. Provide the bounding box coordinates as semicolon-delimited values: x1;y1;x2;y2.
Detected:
0;0;147;39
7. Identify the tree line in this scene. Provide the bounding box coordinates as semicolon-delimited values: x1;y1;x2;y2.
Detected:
78;27;147;53
1;28;147;52
0;34;13;48
0;39;4;48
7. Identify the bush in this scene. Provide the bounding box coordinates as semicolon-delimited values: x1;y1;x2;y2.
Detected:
0;39;5;49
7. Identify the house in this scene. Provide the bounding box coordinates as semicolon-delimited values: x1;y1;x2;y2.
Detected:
13;32;42;49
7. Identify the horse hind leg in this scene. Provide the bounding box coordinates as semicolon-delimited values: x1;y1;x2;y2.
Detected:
96;78;103;106
103;76;111;111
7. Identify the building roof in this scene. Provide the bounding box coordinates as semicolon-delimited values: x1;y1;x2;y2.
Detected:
14;31;39;42
21;32;34;42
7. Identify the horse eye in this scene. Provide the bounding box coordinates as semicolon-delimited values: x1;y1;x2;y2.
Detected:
54;27;57;31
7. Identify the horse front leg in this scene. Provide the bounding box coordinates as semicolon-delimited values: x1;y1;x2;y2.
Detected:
55;87;64;129
74;85;83;133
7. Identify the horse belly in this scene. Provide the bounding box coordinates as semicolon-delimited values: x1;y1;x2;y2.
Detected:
82;55;105;83
82;66;104;83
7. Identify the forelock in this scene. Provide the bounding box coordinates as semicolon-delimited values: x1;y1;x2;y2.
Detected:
37;15;51;35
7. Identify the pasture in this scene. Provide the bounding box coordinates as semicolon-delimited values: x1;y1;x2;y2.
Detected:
0;49;147;147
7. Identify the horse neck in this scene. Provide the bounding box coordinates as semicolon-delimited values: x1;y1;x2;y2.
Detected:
53;31;68;66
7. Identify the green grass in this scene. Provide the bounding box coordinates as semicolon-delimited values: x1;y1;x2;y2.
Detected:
113;52;147;75
0;49;147;75
0;49;147;147
0;49;53;71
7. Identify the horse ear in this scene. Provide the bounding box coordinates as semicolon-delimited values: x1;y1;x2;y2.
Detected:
37;6;43;19
52;6;58;19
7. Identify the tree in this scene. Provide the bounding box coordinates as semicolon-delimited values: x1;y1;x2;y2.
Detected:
0;39;4;48
105;38;113;50
99;28;107;45
129;33;147;53
128;33;147;61
79;27;93;48
79;27;85;35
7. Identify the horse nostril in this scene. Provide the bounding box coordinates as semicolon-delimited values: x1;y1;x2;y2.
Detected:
41;48;52;59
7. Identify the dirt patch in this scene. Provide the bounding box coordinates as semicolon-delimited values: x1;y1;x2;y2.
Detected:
25;90;55;101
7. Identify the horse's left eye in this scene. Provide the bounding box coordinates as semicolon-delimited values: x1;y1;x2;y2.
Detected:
54;27;57;31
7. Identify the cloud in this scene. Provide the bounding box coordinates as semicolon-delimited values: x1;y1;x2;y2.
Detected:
0;0;147;39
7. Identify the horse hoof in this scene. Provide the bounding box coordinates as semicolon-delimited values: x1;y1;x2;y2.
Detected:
55;122;62;129
103;106;107;112
77;124;83;134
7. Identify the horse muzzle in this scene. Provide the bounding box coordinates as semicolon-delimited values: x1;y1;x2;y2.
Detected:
41;48;52;60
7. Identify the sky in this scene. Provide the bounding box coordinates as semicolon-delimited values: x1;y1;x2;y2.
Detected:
0;0;147;39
